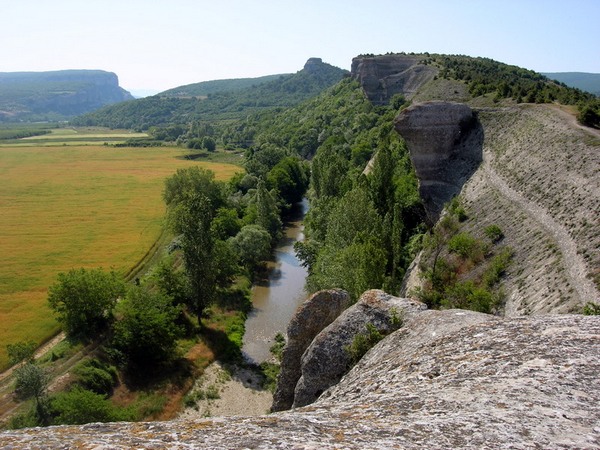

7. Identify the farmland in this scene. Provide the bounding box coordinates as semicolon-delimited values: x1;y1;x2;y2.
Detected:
0;140;242;369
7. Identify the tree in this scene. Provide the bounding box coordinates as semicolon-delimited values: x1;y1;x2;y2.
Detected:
163;166;225;210
112;286;182;368
266;157;309;205
47;268;125;341
230;225;272;272
170;193;217;326
255;179;282;243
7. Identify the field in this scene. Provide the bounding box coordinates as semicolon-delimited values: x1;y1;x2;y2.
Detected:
0;140;242;369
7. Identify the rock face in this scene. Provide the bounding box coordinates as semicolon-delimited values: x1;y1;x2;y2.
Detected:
292;290;427;408
271;289;351;412
0;70;133;120
351;54;437;105
395;101;483;224
3;313;598;449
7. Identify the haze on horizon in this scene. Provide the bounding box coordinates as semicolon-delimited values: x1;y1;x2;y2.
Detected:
2;0;598;94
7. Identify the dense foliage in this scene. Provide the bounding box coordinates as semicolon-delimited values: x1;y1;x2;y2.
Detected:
160;74;285;97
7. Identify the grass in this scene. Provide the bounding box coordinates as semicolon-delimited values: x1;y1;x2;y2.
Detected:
0;144;242;370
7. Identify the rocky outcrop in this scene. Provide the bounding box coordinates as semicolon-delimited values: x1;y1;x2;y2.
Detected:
271;289;351;412
351;54;437;105
292;290;426;408
3;313;598;449
395;101;483;224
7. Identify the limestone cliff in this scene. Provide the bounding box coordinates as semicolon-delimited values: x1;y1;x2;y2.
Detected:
394;101;483;224
3;308;598;448
350;54;437;105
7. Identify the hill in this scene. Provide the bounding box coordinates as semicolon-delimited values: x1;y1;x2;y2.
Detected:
72;58;347;130
542;72;600;96
0;70;133;122
159;73;286;98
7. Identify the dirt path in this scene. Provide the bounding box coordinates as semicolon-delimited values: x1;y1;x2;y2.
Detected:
482;153;599;304
550;105;600;140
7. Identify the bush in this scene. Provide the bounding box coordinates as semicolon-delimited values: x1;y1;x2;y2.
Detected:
583;302;600;315
448;232;483;260
49;388;132;425
73;359;118;395
484;224;504;243
345;323;383;367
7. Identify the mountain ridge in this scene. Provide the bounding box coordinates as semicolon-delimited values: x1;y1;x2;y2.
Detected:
0;70;133;122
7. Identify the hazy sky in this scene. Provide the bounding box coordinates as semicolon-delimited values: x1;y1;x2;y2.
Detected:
2;0;598;94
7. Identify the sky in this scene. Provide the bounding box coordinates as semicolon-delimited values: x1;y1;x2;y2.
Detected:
1;0;599;95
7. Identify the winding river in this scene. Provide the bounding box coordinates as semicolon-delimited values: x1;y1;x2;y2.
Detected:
242;199;309;364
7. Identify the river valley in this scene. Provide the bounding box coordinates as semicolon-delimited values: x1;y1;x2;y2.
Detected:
242;199;309;364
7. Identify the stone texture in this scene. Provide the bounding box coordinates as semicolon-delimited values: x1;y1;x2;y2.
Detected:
395;101;483;224
351;54;437;105
292;290;427;408
271;289;351;412
3;313;599;449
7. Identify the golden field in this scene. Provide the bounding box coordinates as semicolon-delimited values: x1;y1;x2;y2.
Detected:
0;144;241;369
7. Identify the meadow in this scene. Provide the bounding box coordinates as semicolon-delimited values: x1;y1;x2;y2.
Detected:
0;138;242;369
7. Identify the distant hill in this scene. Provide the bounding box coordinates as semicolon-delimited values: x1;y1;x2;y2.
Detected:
72;58;347;130
542;72;600;96
160;74;286;98
0;70;133;122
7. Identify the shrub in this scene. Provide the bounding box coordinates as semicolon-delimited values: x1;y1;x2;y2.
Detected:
448;232;483;260
583;302;600;315
49;388;132;425
73;359;118;395
345;323;383;367
484;224;504;243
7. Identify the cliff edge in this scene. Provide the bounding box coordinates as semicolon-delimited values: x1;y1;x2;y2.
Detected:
2;309;598;449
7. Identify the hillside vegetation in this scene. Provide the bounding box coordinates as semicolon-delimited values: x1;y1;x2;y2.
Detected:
542;72;600;96
159;74;286;97
72;59;347;130
0;70;133;122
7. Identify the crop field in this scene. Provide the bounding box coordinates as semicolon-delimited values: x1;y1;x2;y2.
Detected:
0;144;242;369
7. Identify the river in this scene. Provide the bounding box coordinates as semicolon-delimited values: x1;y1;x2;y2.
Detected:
242;199;309;364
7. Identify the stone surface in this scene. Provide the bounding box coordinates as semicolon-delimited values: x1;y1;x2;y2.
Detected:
394;101;483;224
292;290;427;408
3;313;598;449
351;54;437;105
271;289;351;412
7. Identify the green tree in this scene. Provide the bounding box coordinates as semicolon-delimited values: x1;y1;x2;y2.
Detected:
266;157;309;205
170;193;217;326
47;268;125;341
163;166;225;210
230;225;272;272
112;286;182;368
255;179;282;242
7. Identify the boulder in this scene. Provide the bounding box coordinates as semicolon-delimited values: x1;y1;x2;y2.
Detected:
292;290;426;408
271;289;351;412
394;101;483;224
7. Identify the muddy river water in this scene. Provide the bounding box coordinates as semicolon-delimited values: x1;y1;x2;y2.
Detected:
242;199;309;364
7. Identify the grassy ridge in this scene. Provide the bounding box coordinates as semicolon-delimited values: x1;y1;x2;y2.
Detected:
0;144;241;369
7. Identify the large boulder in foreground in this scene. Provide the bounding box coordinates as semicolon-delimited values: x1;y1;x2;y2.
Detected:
292;290;427;408
395;101;483;224
271;289;351;412
3;313;598;448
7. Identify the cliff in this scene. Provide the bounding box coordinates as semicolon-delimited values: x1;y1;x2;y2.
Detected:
394;101;483;224
0;70;133;121
350;53;437;105
2;304;598;448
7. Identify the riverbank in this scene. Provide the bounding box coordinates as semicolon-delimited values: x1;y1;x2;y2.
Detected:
177;361;272;419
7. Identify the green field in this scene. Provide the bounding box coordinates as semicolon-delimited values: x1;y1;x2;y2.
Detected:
0;142;242;369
